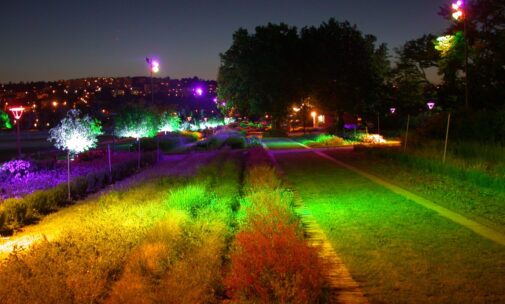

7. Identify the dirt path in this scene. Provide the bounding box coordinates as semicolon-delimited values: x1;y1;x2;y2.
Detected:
0;152;217;259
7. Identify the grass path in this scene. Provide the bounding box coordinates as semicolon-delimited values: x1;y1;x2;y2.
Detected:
0;152;216;260
264;139;505;303
263;143;368;304
315;150;505;247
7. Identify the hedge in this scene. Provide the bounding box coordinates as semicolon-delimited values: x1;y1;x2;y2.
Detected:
0;152;156;234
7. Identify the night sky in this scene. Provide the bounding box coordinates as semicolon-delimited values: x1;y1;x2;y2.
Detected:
0;0;449;83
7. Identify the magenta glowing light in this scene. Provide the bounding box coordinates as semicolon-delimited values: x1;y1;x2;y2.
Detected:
213;97;218;103
427;101;436;110
194;87;203;96
390;107;396;114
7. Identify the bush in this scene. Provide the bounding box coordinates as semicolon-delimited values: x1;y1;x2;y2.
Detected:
223;136;246;149
1;198;32;228
225;218;325;304
167;184;212;217
244;165;281;193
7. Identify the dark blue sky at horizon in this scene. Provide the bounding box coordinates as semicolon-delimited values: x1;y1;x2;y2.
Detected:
0;0;449;83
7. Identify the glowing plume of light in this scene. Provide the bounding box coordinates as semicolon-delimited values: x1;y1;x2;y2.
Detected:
48;109;103;154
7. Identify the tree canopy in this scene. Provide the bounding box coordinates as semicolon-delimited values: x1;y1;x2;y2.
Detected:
218;19;389;127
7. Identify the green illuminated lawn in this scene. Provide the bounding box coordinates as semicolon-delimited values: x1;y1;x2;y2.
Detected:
261;137;308;150
327;150;505;233
274;151;505;303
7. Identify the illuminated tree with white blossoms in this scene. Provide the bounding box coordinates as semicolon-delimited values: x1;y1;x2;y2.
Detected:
115;107;158;168
48;109;103;200
158;112;181;134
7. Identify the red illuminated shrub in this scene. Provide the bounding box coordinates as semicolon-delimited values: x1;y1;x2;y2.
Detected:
225;217;325;303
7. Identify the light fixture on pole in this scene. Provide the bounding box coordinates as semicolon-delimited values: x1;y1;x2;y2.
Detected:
9;106;25;157
145;57;160;104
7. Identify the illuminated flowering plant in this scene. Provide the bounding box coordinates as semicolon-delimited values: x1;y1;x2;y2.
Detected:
115;108;158;139
158;112;182;133
48;109;103;154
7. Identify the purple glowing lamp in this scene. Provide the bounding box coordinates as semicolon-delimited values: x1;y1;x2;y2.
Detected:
390;107;396;114
194;87;203;96
427;101;436;110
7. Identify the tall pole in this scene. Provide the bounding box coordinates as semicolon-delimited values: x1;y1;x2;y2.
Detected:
151;70;154;104
403;114;410;153
16;120;21;157
377;112;380;135
443;113;451;163
464;17;469;108
137;139;141;169
67;150;71;201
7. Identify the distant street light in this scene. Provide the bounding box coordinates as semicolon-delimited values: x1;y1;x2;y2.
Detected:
9;106;25;157
390;107;396;114
145;57;160;104
427;101;436;110
311;111;317;128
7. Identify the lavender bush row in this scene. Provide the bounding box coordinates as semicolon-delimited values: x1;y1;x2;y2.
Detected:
0;152;141;200
0;152;157;233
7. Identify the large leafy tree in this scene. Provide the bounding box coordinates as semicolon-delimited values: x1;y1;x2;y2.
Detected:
391;35;440;112
438;0;505;109
301;19;389;120
218;23;303;127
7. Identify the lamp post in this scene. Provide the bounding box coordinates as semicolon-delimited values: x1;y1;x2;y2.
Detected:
145;57;159;104
146;57;160;161
9;106;25;157
451;0;468;108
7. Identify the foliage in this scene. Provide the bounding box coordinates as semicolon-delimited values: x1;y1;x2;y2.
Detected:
219;24;303;126
48;109;103;154
0;110;12;129
301;19;389;116
302;134;345;147
437;0;505;110
115;106;158;139
0;153;157;232
158;112;182;133
219;19;389;127
227;156;326;303
0;160;35;179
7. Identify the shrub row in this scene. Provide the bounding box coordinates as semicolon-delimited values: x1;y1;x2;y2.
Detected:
225;147;327;303
105;151;244;303
0;152;157;233
372;149;505;193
